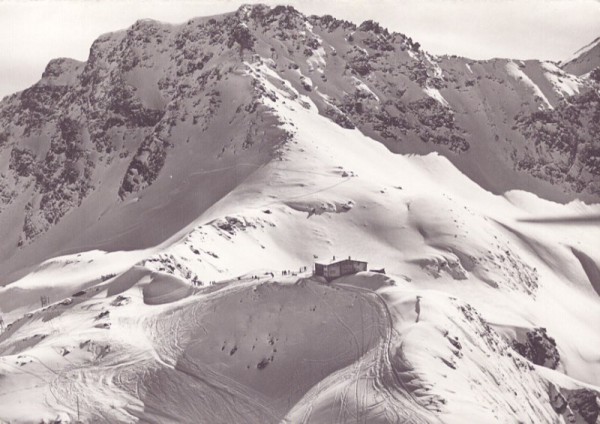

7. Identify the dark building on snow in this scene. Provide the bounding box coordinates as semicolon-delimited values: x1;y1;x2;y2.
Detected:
314;257;367;282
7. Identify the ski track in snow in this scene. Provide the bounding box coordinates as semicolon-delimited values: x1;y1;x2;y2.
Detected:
335;282;439;423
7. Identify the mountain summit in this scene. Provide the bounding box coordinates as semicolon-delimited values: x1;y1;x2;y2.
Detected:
0;5;599;423
0;5;599;275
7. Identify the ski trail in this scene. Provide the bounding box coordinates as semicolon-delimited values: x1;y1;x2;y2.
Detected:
284;280;433;423
333;282;441;424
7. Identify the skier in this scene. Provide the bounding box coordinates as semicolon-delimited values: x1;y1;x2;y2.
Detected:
415;296;422;323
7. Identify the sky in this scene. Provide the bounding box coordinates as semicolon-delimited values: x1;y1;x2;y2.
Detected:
0;0;598;98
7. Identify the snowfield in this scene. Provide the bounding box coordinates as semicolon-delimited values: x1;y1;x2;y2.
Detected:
1;53;599;424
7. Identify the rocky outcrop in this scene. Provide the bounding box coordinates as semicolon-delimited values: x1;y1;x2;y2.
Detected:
550;383;600;424
512;327;560;369
514;88;600;196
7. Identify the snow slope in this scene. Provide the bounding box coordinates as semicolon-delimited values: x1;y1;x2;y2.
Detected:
562;37;600;76
1;54;599;423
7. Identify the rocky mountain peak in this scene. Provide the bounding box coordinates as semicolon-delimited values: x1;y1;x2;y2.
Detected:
0;6;598;271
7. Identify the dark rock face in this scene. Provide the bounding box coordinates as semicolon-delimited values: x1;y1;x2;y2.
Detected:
408;98;469;152
570;390;600;424
550;384;600;424
514;88;600;196
512;327;560;369
0;8;283;246
549;383;569;414
228;24;256;52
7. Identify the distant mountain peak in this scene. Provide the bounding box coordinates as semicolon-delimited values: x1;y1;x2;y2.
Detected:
565;36;600;62
561;35;600;76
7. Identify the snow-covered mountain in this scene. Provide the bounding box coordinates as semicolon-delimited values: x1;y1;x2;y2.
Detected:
562;36;600;77
1;5;599;280
0;5;599;423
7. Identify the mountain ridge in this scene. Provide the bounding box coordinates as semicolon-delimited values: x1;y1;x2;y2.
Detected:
561;36;600;76
0;3;598;280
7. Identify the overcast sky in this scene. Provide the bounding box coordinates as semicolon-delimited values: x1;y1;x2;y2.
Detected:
0;0;598;98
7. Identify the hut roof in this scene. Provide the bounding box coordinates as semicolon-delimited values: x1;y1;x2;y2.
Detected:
315;257;367;266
